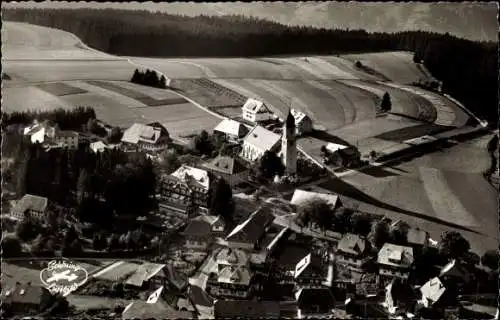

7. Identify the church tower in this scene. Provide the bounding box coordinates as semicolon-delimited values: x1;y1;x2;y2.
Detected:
282;109;297;176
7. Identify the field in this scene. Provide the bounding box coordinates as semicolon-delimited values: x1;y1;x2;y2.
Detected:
37;82;88;96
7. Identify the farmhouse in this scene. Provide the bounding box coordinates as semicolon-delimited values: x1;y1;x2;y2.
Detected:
181;215;224;250
202;155;249;187
121;122;169;152
290;108;313;135
377;243;414;281
295;287;335;319
241;98;273;123
11;194;48;221
23;121;79;149
290;189;341;210
240;125;281;162
324;143;361;168
225;207;275;250
125;263;168;290
158;165;210;216
213;118;249;142
1;283;53;315
336;233;370;273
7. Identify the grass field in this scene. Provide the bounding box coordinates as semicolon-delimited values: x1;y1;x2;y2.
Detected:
3;86;75;112
93;261;141;282
37;82;88;96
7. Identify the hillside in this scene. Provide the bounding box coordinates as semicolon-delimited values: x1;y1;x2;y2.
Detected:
3;8;497;128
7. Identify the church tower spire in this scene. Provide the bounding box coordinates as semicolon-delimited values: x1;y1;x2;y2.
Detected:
282;108;297;176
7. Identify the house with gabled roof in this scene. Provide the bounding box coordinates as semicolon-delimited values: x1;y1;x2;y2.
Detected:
290;108;313;136
158;165;211;216
11;194;48;221
292;252;329;289
181;215;225;250
336;233;370;272
290;189;341;210
225;207;275;250
125;263;167;290
121;122;169;152
1;283;53;315
216;247;250;266
241;98;274;123
418;277;454;309
377;243;414;281
240;125;281;162
213;118;249;142
202;155;249;187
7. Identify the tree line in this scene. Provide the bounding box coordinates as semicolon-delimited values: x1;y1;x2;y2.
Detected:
131;68;167;88
4;8;497;126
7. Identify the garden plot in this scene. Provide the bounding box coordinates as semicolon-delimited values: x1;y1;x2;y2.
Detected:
3;60;134;82
3;86;75;112
85;80;187;107
36;82;88;96
342;51;428;84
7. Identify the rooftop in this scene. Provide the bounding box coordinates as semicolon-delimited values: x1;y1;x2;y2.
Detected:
202;155;247;176
377;243;414;268
290;108;310;124
217;265;252;286
1;284;51;306
225;207;275;245
290;189;339;207
122;299;193;320
294;252;324;279
182;219;212;237
419;277;446;307
295;287;335;310
188;285;214;308
242;125;281;153
170;165;210;190
121;123;167;145
214;118;248;137
12;194;48;214
215;247;249;266
125;263;166;287
407;228;429;246
242;98;270;114
337;233;368;256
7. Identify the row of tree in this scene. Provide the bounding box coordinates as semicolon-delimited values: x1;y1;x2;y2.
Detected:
1;106;96;131
4;8;497;126
131;68;167;88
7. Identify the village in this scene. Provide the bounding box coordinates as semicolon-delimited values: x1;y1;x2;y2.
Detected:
1;94;499;320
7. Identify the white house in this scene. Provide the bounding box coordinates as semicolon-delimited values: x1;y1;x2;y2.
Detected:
240;125;281;161
11;194;48;221
213;119;249;142
377;243;414;281
290;109;313;135
23;122;79;149
241;98;274;123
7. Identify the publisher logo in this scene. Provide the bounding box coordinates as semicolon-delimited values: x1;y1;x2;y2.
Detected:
40;260;88;296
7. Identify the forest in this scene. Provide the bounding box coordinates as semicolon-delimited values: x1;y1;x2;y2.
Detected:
3;8;498;126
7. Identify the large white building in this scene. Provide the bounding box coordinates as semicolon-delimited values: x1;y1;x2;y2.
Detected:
23;121;79;150
240;125;281;162
213;119;249;143
121;122;169;152
241;98;274;123
290;109;313;136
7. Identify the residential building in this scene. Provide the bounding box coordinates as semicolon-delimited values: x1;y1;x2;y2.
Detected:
1;283;53;315
213;118;249;142
214;300;280;319
241;98;273;123
215;247;249;266
418;277;455;310
188;285;215;318
158;165;210;216
295;287;335;319
11;194;48;221
181;215;225;250
225;207;275;250
293;253;329;289
165;264;188;293
377;243;414;281
54;130;79;149
290;108;313;136
121;122;169;152
240;125;281;162
125;263;168;290
202;155;249;187
324;143;361;168
290;189;342;210
336;233;370;272
282;109;298;176
90;141;118;153
122;288;193;320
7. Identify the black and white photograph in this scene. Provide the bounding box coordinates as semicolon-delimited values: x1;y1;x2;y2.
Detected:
1;1;499;319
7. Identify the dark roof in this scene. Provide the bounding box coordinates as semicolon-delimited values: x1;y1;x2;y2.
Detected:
226;207;274;244
203;156;247;175
1;284;51;306
122;300;193;319
214;300;280;319
337;233;368;256
286;109;295;129
166;264;188;291
57;130;79;138
296;288;335;310
188;285;214;308
182;219;212;237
